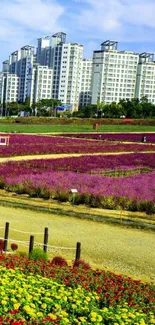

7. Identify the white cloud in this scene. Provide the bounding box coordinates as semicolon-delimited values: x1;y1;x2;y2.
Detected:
75;0;155;41
0;0;65;59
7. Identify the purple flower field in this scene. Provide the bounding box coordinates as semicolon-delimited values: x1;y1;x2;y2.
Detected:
61;133;155;143
0;133;154;157
0;151;154;212
1;152;154;174
4;170;155;204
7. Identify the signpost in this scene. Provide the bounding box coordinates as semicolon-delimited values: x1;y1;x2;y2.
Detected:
0;136;10;146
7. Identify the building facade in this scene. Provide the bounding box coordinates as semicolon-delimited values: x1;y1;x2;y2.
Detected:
57;43;83;111
79;59;92;107
1;36;155;112
135;53;155;104
3;73;19;104
91;41;139;105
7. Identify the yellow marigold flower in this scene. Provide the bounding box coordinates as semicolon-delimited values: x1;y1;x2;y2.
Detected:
91;312;97;318
41;303;47;309
1;300;7;305
14;303;20;310
98;315;103;322
140;320;146;325
79;316;86;323
91;318;96;322
48;313;57;320
60;311;68;317
61;318;70;324
86;297;91;302
36;312;43;317
72;304;77;309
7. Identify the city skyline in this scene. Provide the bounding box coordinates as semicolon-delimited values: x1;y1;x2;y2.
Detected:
0;0;155;67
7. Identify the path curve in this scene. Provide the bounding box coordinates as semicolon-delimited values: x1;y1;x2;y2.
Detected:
0;151;155;163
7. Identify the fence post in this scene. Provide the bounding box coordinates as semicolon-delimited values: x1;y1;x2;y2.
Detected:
43;227;48;253
75;242;81;261
4;222;10;252
29;235;34;256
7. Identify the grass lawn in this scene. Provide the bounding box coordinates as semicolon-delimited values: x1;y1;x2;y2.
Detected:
0;124;155;133
0;202;155;282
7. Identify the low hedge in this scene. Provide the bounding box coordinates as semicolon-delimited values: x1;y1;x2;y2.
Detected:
0;117;155;125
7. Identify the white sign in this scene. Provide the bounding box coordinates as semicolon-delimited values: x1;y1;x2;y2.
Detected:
71;189;78;193
0;136;10;146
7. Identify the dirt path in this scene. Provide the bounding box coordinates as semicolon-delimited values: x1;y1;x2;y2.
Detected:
0;203;155;282
0;150;155;163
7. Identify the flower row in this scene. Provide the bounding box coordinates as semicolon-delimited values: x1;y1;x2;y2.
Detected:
60;133;155;143
0;255;155;314
0;134;154;157
0;265;155;324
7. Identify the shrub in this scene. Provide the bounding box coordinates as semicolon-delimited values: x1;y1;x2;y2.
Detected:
11;243;18;251
89;195;102;208
29;247;48;261
0;239;4;252
73;259;91;270
0;177;5;189
16;251;28;258
138;201;155;215
52;256;68;267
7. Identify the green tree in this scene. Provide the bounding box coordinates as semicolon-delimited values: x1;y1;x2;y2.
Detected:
35;99;61;116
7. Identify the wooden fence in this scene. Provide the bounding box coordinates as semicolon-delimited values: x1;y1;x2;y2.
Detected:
0;222;81;261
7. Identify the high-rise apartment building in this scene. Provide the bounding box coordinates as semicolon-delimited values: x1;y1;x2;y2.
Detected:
79;59;92;107
18;52;36;103
36;32;66;67
1;35;155;113
57;43;83;111
135;53;155;104
91;41;139;104
29;65;53;104
37;33;83;111
3;74;19;104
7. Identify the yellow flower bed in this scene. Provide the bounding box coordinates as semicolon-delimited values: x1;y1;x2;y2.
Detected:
0;267;154;325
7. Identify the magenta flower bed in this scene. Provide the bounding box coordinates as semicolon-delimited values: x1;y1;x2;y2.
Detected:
61;133;155;143
0;152;154;212
4;170;155;203
0;134;154;157
0;152;154;175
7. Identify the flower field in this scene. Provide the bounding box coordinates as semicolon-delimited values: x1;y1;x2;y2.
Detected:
60;133;155;143
0;134;154;157
0;152;154;213
0;132;155;324
0;254;155;324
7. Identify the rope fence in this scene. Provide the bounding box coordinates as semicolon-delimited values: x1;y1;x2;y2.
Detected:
9;228;44;235
0;222;81;261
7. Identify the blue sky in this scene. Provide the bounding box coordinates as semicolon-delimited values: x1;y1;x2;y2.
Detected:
0;0;155;68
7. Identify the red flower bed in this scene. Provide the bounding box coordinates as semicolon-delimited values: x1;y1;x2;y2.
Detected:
0;254;155;314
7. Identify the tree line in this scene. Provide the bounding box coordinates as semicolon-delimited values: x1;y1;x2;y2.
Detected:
0;98;61;117
1;96;155;118
73;97;155;118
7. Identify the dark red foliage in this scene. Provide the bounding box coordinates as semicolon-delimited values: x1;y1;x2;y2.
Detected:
51;256;68;267
11;243;18;251
73;259;91;270
0;239;4;251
